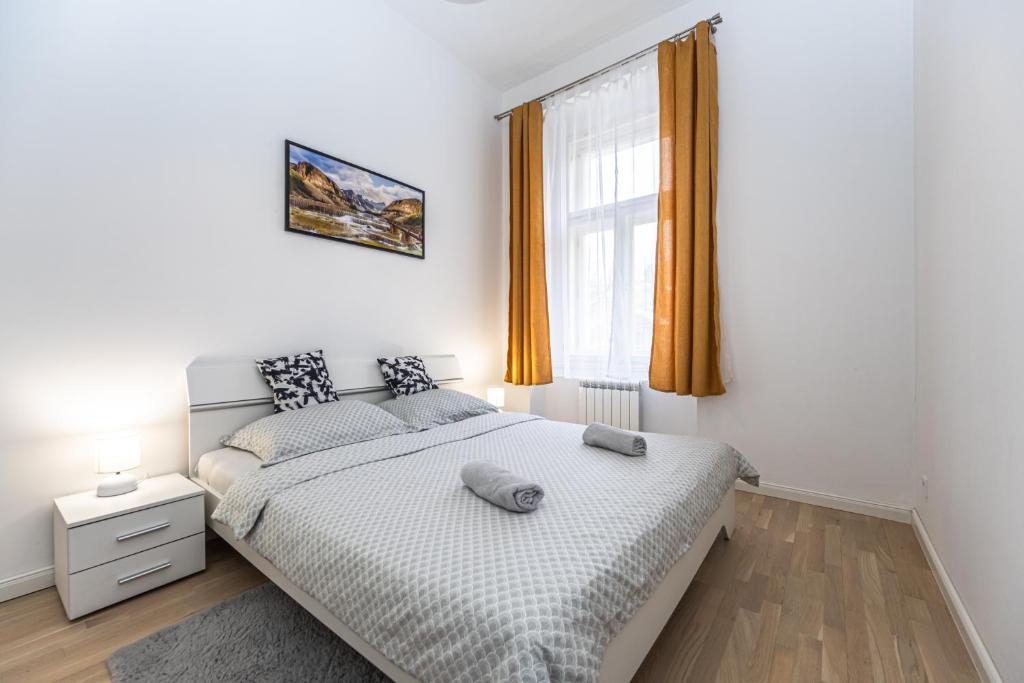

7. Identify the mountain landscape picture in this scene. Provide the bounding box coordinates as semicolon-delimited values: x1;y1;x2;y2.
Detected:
286;141;424;258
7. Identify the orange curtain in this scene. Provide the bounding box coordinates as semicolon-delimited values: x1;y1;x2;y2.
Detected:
649;22;725;397
505;101;553;386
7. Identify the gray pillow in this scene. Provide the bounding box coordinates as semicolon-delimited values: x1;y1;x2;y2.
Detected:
222;400;412;466
377;388;497;431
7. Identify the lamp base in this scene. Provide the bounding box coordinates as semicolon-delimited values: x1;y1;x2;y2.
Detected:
97;473;138;497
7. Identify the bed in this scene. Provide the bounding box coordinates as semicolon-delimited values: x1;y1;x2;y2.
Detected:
186;355;757;683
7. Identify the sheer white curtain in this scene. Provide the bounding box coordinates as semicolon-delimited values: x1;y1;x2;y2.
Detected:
543;51;659;381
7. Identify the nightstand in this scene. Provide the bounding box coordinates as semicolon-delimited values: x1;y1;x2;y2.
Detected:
53;473;205;619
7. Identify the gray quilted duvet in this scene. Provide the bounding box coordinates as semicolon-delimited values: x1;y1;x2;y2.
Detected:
213;412;758;683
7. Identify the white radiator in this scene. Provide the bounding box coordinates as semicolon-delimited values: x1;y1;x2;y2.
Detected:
577;380;641;430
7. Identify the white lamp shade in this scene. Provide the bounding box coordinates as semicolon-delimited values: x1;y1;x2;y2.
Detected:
95;433;141;474
486;387;506;409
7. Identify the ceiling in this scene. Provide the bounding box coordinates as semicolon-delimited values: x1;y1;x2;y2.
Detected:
382;0;692;90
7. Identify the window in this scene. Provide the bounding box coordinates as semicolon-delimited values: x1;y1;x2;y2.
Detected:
543;52;659;381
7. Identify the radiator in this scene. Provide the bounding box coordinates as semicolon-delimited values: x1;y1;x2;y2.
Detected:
577;380;641;430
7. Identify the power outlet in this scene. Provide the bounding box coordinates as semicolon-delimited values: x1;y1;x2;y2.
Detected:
921;475;929;500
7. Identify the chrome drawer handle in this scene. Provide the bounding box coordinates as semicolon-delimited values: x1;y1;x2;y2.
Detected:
116;521;170;542
117;561;172;585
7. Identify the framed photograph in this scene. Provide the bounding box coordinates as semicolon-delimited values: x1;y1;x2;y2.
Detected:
285;140;425;259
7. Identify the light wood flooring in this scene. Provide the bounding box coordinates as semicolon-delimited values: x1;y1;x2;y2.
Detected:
0;492;979;682
635;493;979;683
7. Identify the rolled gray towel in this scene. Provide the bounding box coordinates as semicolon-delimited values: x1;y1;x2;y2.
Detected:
583;422;647;456
460;462;544;512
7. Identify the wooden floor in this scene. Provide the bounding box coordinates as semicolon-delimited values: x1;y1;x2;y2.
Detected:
635;493;979;683
0;492;978;682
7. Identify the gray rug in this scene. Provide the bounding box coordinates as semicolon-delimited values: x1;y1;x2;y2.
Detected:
107;583;391;682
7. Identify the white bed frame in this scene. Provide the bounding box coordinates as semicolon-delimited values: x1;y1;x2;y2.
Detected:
186;354;735;683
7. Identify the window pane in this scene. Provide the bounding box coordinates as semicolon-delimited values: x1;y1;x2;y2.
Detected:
570;138;657;212
572;227;613;356
632;221;656;356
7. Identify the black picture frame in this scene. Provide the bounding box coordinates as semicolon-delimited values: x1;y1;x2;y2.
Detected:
285;140;425;259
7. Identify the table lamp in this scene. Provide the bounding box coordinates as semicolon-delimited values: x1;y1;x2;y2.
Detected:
486;387;506;411
95;433;141;497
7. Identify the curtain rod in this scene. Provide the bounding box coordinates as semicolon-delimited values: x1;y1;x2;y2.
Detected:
494;13;722;122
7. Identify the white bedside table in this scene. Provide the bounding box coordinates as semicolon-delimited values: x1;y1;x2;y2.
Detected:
53;473;206;619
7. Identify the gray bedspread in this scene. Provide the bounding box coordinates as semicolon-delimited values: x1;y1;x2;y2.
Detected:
213;412;758;683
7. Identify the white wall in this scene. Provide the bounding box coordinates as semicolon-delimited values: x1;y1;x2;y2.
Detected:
915;1;1024;679
501;0;916;506
0;0;502;583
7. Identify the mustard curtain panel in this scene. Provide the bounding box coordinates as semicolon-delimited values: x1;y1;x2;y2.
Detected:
649;22;726;397
505;101;553;386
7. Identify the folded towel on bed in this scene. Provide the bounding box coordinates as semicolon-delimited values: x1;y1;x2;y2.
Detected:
583;422;647;456
460;462;544;512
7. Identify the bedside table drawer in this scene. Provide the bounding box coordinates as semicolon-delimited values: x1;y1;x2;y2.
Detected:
67;495;203;573
65;533;205;619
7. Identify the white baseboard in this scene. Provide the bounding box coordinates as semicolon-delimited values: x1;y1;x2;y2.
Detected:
736;480;912;523
911;511;1003;683
0;565;55;603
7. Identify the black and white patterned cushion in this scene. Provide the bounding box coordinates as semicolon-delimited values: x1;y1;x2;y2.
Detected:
256;349;338;413
376;356;438;397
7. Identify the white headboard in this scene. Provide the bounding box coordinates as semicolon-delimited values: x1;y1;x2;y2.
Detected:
185;354;463;474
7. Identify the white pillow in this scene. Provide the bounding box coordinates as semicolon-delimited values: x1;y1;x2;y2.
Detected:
377;389;497;431
222;400;412;466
